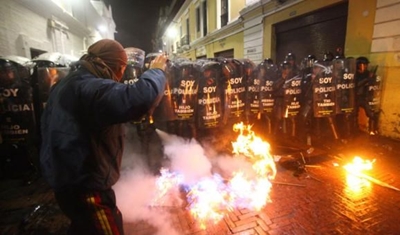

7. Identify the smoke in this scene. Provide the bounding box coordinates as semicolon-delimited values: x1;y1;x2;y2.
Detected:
212;154;256;179
114;124;181;234
114;170;180;235
114;125;251;234
157;130;213;185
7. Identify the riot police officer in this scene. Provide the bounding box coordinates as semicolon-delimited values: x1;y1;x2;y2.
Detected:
285;52;299;74
257;58;278;135
299;55;316;145
355;56;380;135
272;60;291;135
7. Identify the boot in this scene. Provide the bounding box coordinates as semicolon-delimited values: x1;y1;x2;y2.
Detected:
368;119;376;135
373;114;380;135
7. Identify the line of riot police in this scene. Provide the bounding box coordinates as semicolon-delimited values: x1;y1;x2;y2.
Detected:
139;51;382;149
0;48;382;178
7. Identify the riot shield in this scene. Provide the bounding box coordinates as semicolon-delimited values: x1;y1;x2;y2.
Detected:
218;58;247;123
144;52;162;71
283;75;302;117
196;60;223;129
365;66;381;112
334;57;356;114
121;47;144;85
312;61;336;117
259;61;278;117
238;59;255;123
0;59;35;144
0;58;38;178
37;67;71;109
247;64;261;122
152;61;177;124
171;61;199;122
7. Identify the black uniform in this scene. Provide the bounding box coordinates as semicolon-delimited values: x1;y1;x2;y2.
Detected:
354;57;380;135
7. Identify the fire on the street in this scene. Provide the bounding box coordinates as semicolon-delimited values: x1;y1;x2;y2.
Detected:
154;122;276;229
341;156;400;193
343;156;375;194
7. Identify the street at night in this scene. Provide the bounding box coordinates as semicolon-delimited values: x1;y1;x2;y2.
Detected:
2;0;400;234
1;128;400;235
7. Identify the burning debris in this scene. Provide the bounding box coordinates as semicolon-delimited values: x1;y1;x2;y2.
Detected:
150;122;276;229
342;156;400;192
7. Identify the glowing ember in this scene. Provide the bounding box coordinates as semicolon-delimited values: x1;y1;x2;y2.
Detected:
154;122;276;229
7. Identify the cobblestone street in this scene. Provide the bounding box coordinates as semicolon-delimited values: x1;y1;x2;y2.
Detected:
1;131;400;235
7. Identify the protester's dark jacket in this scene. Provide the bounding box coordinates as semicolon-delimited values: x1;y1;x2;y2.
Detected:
40;67;166;192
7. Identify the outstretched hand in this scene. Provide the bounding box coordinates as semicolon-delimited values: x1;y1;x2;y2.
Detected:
150;53;168;72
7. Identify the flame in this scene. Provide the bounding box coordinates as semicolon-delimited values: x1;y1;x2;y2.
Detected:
154;122;276;229
343;156;375;173
186;122;276;227
232;122;276;178
151;168;183;206
343;156;375;196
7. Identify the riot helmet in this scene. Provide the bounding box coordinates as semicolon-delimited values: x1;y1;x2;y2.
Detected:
280;60;291;68
285;52;296;61
323;51;334;62
264;58;274;65
260;58;275;71
285;52;296;67
32;52;78;68
0;60;17;87
279;60;292;79
305;55;316;68
334;47;344;59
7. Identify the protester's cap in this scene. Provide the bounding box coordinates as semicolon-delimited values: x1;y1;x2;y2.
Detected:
87;39;128;71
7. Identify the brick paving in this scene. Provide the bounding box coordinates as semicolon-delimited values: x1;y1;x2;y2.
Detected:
1;133;400;235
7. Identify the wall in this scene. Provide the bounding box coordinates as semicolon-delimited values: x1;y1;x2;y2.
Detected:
207;31;244;58
370;0;400;139
262;0;345;60
0;0;114;59
0;0;51;57
230;0;246;20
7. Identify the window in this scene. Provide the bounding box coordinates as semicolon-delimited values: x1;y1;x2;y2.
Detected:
196;7;201;33
186;18;190;44
202;0;208;35
221;0;228;27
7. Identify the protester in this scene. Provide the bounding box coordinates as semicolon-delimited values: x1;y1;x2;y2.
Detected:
39;39;167;234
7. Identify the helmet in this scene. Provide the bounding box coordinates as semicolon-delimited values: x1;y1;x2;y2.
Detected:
264;58;274;65
323;52;334;62
285;52;296;61
0;60;17;86
305;55;316;68
280;60;291;69
356;56;369;65
262;58;276;70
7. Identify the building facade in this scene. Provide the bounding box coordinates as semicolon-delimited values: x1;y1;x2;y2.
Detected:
160;0;400;140
0;0;115;59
